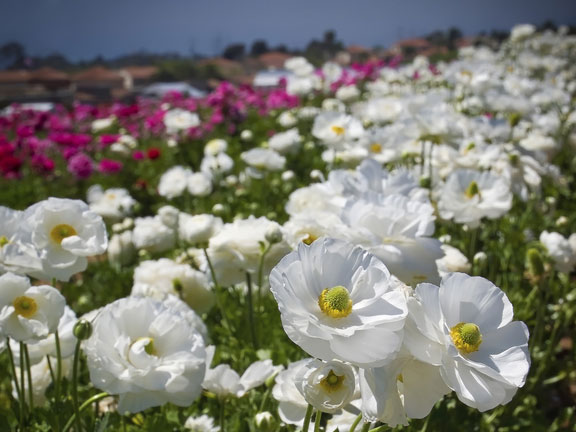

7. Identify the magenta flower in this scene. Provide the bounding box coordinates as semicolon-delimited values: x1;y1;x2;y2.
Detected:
98;159;123;174
67;152;93;179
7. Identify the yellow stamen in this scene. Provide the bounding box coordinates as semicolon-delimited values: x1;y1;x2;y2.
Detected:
331;125;345;136
50;224;77;245
370;143;382;153
318;286;353;318
464;181;480;199
134;337;157;356
450;322;482;354
320;370;345;393
13;296;37;318
302;233;318;245
0;235;9;247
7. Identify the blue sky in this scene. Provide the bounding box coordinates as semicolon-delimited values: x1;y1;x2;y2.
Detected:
1;0;575;60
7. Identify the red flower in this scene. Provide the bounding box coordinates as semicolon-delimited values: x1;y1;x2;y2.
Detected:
147;148;161;160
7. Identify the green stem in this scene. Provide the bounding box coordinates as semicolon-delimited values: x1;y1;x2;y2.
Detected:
219;398;226;432
349;414;363;432
202;248;232;332
46;355;55;384
368;426;388;432
302;404;314;432
19;342;26;415
314;410;322;432
6;338;25;430
72;338;83;432
54;330;63;432
22;343;34;411
62;393;110;432
245;272;258;350
361;422;372;432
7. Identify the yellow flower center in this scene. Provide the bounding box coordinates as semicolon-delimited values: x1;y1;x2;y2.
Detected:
0;235;9;247
13;296;38;318
302;233;318;245
318;285;353;318
135;337;157;356
331;125;345;136
320;370;345;393
464;181;480;199
450;322;482;354
370;142;382;153
50;224;77;245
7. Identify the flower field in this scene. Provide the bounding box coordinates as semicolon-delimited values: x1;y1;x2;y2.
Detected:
0;24;575;431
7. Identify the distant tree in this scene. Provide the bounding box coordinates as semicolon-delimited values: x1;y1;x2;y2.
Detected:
222;43;245;61
273;44;288;53
250;40;269;56
447;27;463;50
538;20;557;32
36;53;71;69
426;30;446;46
0;41;27;69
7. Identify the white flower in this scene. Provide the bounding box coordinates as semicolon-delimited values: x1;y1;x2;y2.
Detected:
270;238;408;368
184;415;220;432
436;244;471;277
0;273;65;342
132;259;214;314
312;112;365;150
164;108;200;134
539;231;576;272
158;166;193;199
295;359;356;414
203;358;282;398
12;305;77;364
278;111;297;127
342;194;444;285
0;206;43;275
204;139;228;156
82;296;206;414
107;231;136;266
510;24;536;42
437;169;512;228
272;359;311;425
10;198;108;281
359;352;450;427
188;172;213;197
241;148;286;171
179;213;223;245
158;205;181;229
201;153;234;176
91;117;115;132
87;185;136;220
335;85;360;101
268;128;302;154
405;273;530;411
132;216;175;253
207;217;291;286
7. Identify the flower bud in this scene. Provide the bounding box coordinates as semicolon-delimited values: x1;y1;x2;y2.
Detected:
73;319;93;340
254;412;276;430
265;226;284;245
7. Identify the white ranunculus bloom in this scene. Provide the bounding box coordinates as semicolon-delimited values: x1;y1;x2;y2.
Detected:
107;231;136;266
206;217;291;286
204;139;228;156
200;153;234;176
132;216;176;253
158;166;193;199
312;112;365;150
270;238;408;368
178;213;223;245
241;148;286;172
9;198;108;281
268;128;302;154
203;358;282;398
0;206;43;275
295;359;356;414
188;172;213;197
437;169;512;228
82;296;206;414
91;117;115;132
132;259;214;314
272;358;312;426
164;108;200;134
0;273;65;342
405;273;530;412
184;414;220;432
87;185;136;220
12;305;77;364
539;231;576;273
436;244;471;277
342;194;444;285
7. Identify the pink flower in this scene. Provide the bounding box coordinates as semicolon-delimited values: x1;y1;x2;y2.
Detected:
67;152;93;179
98;159;123;174
132;151;145;160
